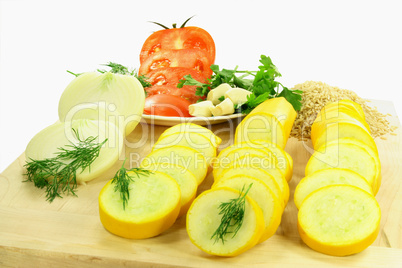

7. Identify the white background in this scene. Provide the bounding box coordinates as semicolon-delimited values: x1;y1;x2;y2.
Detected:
1;0;401;172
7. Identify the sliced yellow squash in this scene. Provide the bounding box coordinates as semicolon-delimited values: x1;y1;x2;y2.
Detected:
248;97;297;143
99;170;180;239
213;155;288;205
321;138;381;195
212;175;282;242
305;142;377;190
324;99;365;120
186;187;265;256
141;145;208;185
159;123;222;148
314;107;370;133
235;112;286;149
229;140;293;182
294;168;373;209
311;119;377;153
142;163;198;217
152;132;216;163
216;167;288;209
298;185;381;256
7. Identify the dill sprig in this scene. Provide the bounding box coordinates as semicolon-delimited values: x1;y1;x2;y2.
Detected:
211;184;253;244
24;129;107;202
111;160;152;210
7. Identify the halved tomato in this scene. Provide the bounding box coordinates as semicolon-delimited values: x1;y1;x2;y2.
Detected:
140;26;216;64
146;85;202;104
143;94;192;117
139;49;213;78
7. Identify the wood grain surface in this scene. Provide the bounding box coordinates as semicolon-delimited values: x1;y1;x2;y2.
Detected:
0;100;401;267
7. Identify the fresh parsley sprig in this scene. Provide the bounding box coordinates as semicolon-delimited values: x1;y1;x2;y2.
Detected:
111;160;152;210
211;184;253;244
24;129;107;202
178;55;303;111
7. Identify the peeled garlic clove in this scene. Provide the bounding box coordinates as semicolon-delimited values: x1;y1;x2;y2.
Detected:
224;88;252;106
189;101;215;117
207;83;232;105
210;98;235;116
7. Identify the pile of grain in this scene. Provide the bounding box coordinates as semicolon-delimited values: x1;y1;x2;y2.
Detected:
290;81;397;141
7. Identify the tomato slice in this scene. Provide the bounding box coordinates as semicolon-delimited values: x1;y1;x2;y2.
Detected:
139;49;213;78
146;67;207;86
146;85;202;104
143;94;192;117
140;26;216;64
144;67;207;103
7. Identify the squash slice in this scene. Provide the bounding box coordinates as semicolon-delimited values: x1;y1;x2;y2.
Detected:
212;175;282;242
186;187;265;256
216;140;292;182
235;112;286;149
321;138;381;195
231;140;293;182
294;168;373;209
248;97;297;143
298;185;381;256
99;171;180;239
305;142;377;190
311;119;377;153
152;132;216;164
323;99;365;120
314;107;370;133
159;122;222;148
141;145;208;185
213;147;279;177
213;155;288;205
214;168;285;209
141;163;198;217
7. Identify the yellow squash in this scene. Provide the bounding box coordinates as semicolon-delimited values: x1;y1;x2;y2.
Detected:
294;168;373;209
186;187;265;257
213;175;283;242
99;171;181;239
305;142;377;190
298;185;381;256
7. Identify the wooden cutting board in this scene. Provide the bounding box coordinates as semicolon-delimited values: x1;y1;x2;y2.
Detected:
1;100;401;267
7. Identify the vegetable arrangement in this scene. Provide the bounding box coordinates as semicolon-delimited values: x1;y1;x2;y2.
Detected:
21;15;387;261
186;97;297;256
98;123;222;238
295;100;382;256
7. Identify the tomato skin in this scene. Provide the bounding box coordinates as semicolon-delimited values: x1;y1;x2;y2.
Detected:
140;26;216;64
139;49;213;78
143;94;192;117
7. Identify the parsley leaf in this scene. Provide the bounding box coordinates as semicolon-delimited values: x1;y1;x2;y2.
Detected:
176;54;302;113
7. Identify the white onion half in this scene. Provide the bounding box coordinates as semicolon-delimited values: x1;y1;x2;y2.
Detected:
25;119;124;184
58;72;145;136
